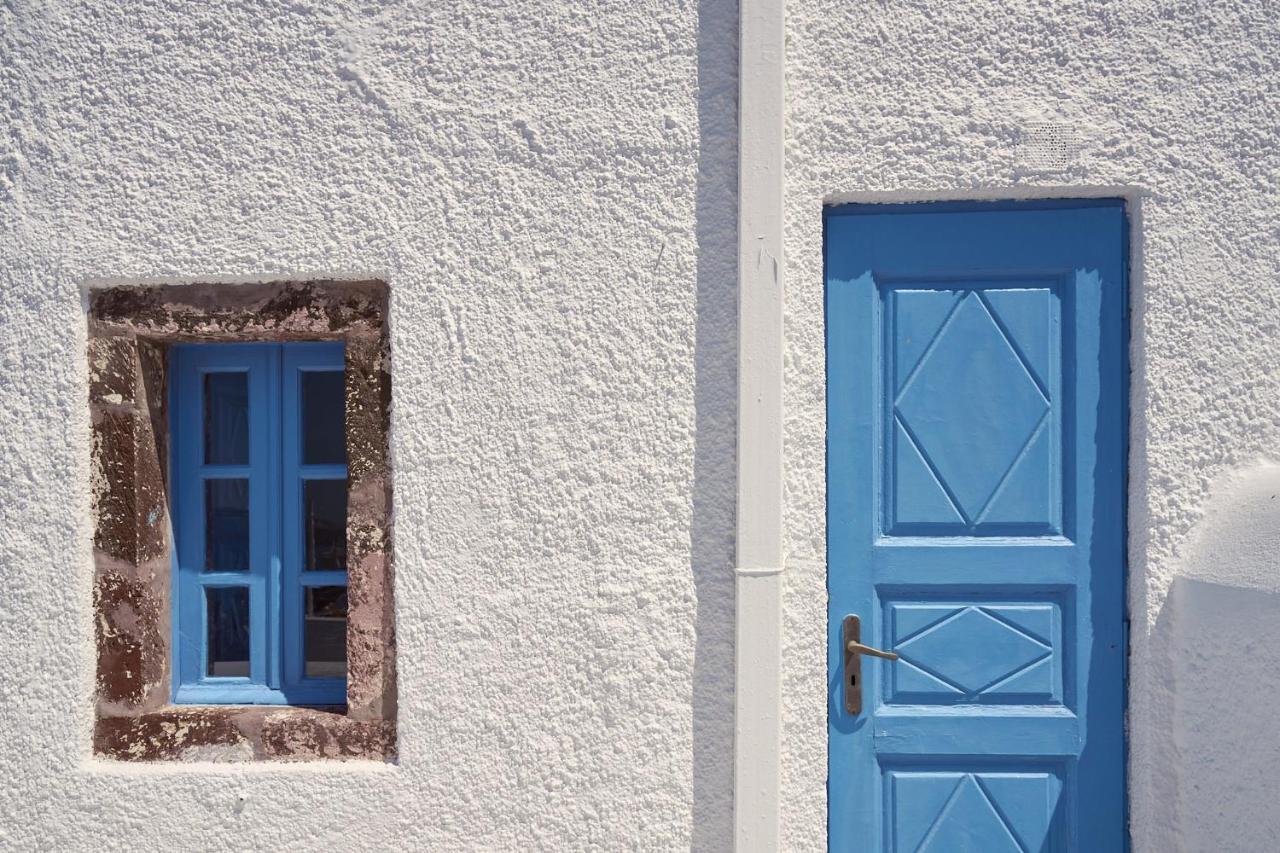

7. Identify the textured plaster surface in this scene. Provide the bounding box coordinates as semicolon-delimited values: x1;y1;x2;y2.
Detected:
1166;463;1280;851
783;2;1280;851
0;0;737;848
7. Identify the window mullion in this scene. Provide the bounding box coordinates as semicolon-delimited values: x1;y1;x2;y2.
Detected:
280;346;304;693
246;346;272;688
266;345;284;691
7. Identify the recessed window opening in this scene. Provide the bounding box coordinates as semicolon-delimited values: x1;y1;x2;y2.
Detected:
90;280;393;761
172;342;348;705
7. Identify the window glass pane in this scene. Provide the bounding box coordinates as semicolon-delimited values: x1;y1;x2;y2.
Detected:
304;480;347;570
205;479;250;571
302;370;346;465
204;372;249;465
304;586;348;679
207;587;250;677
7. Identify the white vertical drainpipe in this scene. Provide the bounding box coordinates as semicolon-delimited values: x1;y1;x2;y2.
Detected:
734;0;785;842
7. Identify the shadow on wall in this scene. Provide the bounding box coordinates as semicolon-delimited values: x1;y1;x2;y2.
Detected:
1153;462;1280;852
690;0;738;846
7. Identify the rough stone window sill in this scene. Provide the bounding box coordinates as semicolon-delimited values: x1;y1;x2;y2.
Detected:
94;706;396;763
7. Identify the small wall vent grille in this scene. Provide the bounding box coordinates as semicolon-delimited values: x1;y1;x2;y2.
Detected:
1016;122;1082;172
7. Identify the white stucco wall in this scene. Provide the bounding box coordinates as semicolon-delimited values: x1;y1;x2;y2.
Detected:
3;0;1278;850
781;2;1280;852
0;0;737;848
1169;463;1280;852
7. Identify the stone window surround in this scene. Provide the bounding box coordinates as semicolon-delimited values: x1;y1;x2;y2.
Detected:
88;279;395;762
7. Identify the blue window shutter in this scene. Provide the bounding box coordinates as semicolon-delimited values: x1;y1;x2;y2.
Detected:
171;342;347;706
280;342;347;704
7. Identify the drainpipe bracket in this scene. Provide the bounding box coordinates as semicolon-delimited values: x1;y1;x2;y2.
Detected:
734;565;786;577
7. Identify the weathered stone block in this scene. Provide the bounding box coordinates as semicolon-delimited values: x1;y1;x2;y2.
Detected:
92;409;138;564
87;335;139;406
94;571;167;710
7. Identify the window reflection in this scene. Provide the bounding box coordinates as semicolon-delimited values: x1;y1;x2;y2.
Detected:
205;479;249;571
207;587;250;677
302;371;346;465
304;586;348;679
304;480;347;570
203;372;249;465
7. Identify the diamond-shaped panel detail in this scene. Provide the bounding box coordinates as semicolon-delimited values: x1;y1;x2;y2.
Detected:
896;292;1048;521
917;776;1025;853
890;770;1061;853
896;607;1049;695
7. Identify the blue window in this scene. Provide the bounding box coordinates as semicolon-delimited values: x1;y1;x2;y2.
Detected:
171;342;348;705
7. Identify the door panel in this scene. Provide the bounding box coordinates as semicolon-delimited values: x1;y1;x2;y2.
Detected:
827;200;1127;852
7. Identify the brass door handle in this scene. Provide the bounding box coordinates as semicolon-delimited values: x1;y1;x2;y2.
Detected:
846;640;899;661
842;615;898;715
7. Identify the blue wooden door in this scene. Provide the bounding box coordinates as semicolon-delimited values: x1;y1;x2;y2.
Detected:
827;200;1127;852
